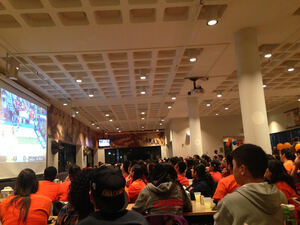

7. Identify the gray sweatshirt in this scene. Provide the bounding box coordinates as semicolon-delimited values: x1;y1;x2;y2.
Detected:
214;182;288;225
132;181;192;215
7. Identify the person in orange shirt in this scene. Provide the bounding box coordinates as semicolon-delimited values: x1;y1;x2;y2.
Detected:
175;162;189;187
126;164;147;203
213;154;240;202
36;166;60;201
280;148;295;174
0;168;52;225
58;165;81;202
210;160;223;182
265;159;299;223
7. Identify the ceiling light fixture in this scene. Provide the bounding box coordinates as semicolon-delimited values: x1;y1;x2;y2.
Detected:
207;19;218;26
264;53;272;58
206;103;211;107
298;98;300;102
91;123;95;126
159;123;162;126
141;117;145;120
263;84;267;88
105;114;110;117
189;58;197;62
96;127;100;129
76;111;79;114
109;119;113;122
225;107;229;110
141;112;145;115
216;113;219;116
116;127;119;130
140;76;146;80
63;103;68;106
288;68;295;72
156;129;159;132
217;93;222;98
161;119;165;122
171;97;176;100
89;93;94;98
168;106;172;109
118;130;121;133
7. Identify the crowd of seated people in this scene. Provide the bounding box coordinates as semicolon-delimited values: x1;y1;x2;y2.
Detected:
1;142;300;225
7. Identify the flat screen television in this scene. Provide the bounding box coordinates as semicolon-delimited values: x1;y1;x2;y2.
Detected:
99;139;110;147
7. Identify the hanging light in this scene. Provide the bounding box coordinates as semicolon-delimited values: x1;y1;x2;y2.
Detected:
264;53;272;58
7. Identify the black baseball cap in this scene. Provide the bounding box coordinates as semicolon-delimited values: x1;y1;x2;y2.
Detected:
91;165;128;213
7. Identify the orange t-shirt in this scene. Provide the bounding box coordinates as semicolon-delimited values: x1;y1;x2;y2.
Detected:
276;181;297;200
126;179;147;203
213;174;240;201
284;160;294;173
36;180;60;201
210;171;223;182
58;181;71;202
0;194;52;225
177;174;189;187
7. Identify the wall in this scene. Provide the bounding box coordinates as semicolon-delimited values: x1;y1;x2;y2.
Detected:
168;115;244;157
268;110;286;133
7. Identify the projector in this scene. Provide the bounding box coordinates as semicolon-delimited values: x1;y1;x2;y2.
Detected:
188;86;204;95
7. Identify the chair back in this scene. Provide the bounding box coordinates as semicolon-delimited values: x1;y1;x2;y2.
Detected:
145;214;189;225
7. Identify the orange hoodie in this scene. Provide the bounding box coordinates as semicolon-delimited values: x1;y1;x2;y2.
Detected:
127;179;147;203
177;174;189;187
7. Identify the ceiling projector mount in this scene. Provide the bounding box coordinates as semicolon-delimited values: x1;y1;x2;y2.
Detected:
185;76;208;95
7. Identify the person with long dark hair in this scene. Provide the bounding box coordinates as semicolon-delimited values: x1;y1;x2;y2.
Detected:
126;164;147;203
209;160;223;182
188;163;215;199
265;159;297;200
55;169;94;225
0;168;52;225
132;163;192;215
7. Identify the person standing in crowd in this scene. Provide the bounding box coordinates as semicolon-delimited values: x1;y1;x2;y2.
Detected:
126;164;147;203
58;165;81;202
0;169;52;225
213;154;240;203
133;163;192;215
209;160;223;182
188;163;215;199
77;165;148;225
175;161;189;187
56;169;94;225
214;144;287;225
36;166;60;201
280;148;295;174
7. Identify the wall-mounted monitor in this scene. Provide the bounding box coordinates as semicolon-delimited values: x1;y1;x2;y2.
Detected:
99;139;110;147
0;88;47;179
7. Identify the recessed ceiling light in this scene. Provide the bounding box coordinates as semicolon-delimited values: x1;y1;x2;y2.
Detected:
206;103;211;107
264;53;272;58
216;113;219;116
142;126;144;129
156;129;159;132
141;117;145;120
288;68;295;72
140;76;146;80
91;123;95;126
116;127;119;130
76;111;79;114
171;97;176;100
118;130;121;133
105;114;110;117
89;94;94;98
189;58;197;62
141;112;145;115
298;98;300;102
159;123;162;126
207;19;218;26
225;107;229;110
16;66;19;70
63;103;68;106
96;127;100;129
263;84;267;88
161;119;164;122
168;106;172;109
109;119;113;122
140;91;146;95
76;79;82;83
217;94;222;98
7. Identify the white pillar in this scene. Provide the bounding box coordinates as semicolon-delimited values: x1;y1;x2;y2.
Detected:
187;97;203;156
234;27;272;154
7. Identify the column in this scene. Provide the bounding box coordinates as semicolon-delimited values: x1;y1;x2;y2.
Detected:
187;97;203;156
234;27;272;154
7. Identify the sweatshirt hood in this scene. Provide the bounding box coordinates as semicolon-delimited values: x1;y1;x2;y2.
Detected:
147;182;175;194
236;182;286;215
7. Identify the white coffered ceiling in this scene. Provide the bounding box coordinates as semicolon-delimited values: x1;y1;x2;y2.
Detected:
0;0;299;133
